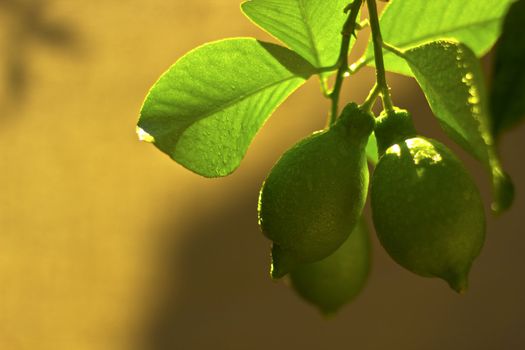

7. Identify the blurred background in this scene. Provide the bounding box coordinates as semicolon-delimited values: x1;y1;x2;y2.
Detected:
0;1;524;349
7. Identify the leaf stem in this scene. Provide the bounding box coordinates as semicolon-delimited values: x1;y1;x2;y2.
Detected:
328;0;363;126
357;19;370;30
382;41;405;58
366;0;394;112
349;56;367;75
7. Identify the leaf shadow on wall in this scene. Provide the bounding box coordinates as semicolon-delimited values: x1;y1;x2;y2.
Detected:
0;0;80;121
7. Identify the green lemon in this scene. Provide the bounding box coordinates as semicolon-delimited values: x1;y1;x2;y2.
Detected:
289;218;370;315
371;109;486;293
258;103;375;279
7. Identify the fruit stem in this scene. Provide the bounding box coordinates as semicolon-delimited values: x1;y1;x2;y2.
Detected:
366;0;394;113
328;0;363;126
361;83;381;112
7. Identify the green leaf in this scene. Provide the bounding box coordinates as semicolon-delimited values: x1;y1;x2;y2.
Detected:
241;0;351;70
402;40;513;212
490;0;525;137
138;38;316;178
367;0;514;76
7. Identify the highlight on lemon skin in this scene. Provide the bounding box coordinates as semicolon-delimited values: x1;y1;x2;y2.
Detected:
258;103;375;278
374;108;417;156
